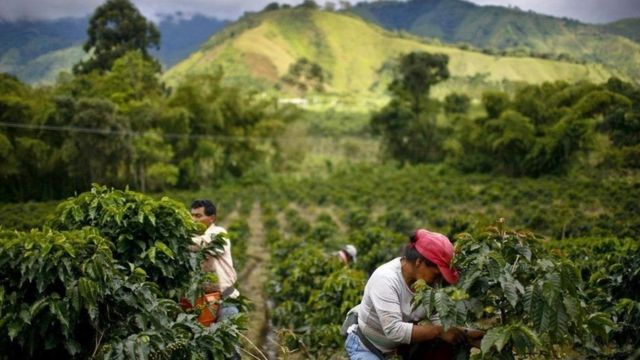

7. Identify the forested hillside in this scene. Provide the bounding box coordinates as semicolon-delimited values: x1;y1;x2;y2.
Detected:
602;17;640;43
348;0;640;82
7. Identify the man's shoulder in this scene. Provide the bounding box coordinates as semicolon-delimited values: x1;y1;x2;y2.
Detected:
205;224;228;236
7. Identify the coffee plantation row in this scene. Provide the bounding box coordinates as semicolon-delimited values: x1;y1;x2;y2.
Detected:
1;163;638;358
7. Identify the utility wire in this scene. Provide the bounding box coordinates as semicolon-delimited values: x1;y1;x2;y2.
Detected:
0;121;275;141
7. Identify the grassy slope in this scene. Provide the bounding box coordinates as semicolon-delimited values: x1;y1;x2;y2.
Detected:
348;0;640;83
0;45;85;85
164;9;619;97
15;46;86;84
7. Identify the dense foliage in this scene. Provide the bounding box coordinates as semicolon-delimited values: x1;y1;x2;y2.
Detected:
0;187;245;359
73;0;160;74
280;57;327;94
1;161;638;358
546;237;640;358
371;51;451;163
263;205;366;357
50;185;199;296
0;58;287;201
241;166;638;358
452;78;640;176
414;220;614;359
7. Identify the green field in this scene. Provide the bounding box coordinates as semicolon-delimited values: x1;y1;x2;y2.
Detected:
2;162;639;358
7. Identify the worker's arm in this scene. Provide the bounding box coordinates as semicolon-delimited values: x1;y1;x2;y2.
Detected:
410;324;466;344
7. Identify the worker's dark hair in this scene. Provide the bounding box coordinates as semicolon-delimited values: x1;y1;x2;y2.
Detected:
404;231;437;267
190;200;216;216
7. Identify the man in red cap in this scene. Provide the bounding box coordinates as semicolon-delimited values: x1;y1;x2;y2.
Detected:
344;229;483;359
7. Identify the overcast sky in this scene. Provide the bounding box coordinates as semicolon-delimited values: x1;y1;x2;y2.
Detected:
1;0;639;24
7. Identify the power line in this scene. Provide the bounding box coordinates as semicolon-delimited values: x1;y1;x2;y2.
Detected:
0;121;274;141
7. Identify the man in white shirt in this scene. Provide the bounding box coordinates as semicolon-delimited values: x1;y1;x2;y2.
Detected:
191;200;241;359
190;200;240;306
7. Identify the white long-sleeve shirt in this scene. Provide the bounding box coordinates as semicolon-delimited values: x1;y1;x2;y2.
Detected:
192;223;239;298
357;257;425;353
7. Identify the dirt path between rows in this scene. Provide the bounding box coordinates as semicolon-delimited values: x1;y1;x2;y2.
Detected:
238;202;274;359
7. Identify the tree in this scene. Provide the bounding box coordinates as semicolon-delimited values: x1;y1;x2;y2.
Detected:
388;52;449;115
482;91;511;119
444;93;470;115
371;52;450;163
298;0;319;9
100;51;164;107
168;73;285;186
0;74;61;201
263;2;280;11
281;57;327;94
455;82;605;176
59;98;131;186
485;110;535;176
324;1;337;11
339;1;352;10
74;0;160;74
132;130;179;192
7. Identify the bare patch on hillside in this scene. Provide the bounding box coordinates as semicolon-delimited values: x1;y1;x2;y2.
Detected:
245;52;279;81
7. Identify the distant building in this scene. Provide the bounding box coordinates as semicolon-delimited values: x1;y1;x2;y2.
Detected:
278;98;308;107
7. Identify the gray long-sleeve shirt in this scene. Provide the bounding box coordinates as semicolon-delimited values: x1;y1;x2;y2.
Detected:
357;257;426;353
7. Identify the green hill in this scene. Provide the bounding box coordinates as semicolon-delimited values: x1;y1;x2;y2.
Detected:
164;8;622;98
603;18;640;43
0;46;86;84
347;0;640;83
0;15;227;84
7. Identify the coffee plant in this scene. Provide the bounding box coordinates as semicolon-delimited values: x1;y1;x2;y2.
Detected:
413;219;614;359
51;185;200;297
0;186;245;359
265;210;367;358
546;237;640;358
1;163;638;358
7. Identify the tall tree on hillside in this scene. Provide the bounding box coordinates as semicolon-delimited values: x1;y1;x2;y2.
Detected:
444;93;470;115
389;52;449;115
73;0;160;74
371;52;450;163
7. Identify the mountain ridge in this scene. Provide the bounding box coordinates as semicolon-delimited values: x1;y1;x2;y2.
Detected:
2;1;639;86
347;0;640;82
163;8;623;99
0;14;228;84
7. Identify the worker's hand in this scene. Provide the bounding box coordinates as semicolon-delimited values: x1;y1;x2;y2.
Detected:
463;328;485;348
464;328;485;340
439;327;466;344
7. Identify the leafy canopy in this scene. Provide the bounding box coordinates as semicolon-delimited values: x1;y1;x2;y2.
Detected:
74;0;160;74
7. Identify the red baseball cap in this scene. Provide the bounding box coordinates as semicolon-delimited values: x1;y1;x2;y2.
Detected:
413;229;460;284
